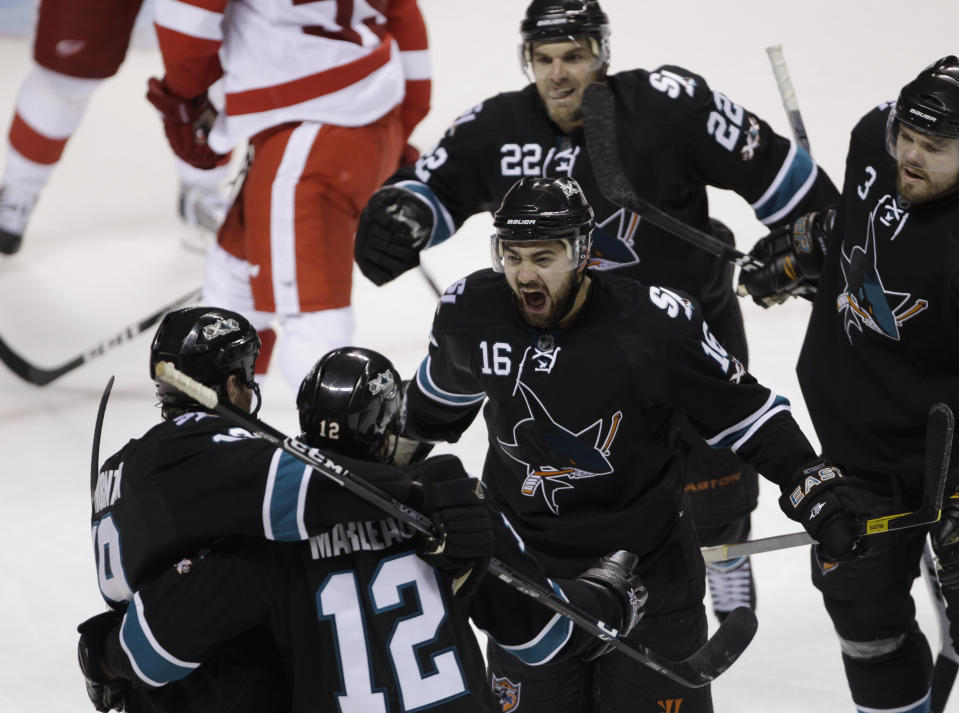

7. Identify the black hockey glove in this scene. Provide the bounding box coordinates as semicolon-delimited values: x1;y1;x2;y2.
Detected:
575;550;647;661
737;208;834;308
355;185;435;286
77;611;129;712
932;484;959;649
779;458;864;561
932;486;959;589
409;454;494;597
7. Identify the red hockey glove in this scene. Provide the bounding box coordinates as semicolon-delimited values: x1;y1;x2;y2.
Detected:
146;77;227;170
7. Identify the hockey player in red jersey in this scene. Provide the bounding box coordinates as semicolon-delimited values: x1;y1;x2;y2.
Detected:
402;176;869;713
147;0;432;391
77;346;646;713
0;0;231;255
739;57;959;713
354;0;842;623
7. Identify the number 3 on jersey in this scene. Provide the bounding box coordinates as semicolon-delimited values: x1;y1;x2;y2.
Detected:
317;552;467;711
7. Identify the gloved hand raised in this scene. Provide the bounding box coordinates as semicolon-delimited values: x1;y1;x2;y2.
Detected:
77;610;129;712
355;185;435;286
779;458;866;561
146;77;227;170
574;550;647;661
408;454;494;597
737;209;834;307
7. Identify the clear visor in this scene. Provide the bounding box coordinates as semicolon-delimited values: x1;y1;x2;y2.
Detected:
885;113;959;183
519;36;608;81
490;236;583;274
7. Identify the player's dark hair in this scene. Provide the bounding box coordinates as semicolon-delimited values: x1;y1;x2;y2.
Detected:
296;347;404;465
150;306;260;420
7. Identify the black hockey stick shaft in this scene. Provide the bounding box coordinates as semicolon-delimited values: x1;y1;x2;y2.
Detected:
923;538;959;713
581;82;765;272
765;45;811;154
0;287;201;386
418;264;443;298
703;403;954;563
155;361;758;687
90;376;115;492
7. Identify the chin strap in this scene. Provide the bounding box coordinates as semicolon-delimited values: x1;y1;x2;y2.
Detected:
250;383;263;418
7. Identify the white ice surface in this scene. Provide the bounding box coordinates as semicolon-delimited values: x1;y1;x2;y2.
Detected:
1;1;958;710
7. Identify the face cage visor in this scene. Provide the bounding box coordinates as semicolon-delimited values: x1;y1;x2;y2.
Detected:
519;36;609;82
490;235;588;274
884;111;959;185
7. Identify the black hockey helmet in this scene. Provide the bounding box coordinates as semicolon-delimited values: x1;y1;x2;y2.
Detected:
884;57;959;199
296;347;404;464
519;0;610;75
150;306;260;414
895;56;959;139
491;176;594;273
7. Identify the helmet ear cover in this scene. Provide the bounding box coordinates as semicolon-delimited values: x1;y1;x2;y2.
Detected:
296;347;404;465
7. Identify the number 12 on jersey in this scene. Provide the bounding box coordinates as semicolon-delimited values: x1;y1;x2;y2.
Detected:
317;552;467;711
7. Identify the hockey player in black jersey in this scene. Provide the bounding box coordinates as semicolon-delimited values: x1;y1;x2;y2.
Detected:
353;0;842;621
402;175;867;713
77;308;500;712
739;57;959;713
78;346;647;713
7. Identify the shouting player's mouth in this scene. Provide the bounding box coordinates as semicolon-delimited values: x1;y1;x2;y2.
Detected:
520;287;549;313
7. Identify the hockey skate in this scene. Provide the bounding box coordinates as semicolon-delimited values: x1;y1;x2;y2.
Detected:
177;183;230;252
0;185;38;255
705;555;756;622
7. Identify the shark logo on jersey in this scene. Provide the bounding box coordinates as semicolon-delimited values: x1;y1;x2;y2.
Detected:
497;381;621;514
588;207;641;271
836;194;928;342
491;674;521;712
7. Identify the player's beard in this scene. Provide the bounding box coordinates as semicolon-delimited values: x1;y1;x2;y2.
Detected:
544;92;583;129
896;162;959;205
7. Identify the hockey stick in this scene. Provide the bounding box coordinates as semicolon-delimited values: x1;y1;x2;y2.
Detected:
155;360;758;687
580;82;765;272
0;287;201;386
418;264;443;298
923;537;959;713
765;45;811;154
90;376;115;491
702;403;954;563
